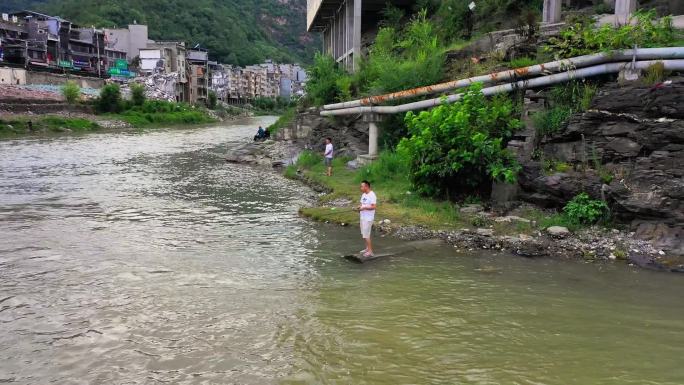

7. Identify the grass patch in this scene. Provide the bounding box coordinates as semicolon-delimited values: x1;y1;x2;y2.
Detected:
113;110;215;128
267;107;296;134
509;57;536;68
0;116;100;138
294;150;466;229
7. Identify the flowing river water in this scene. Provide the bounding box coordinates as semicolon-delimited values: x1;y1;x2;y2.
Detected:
1;117;683;385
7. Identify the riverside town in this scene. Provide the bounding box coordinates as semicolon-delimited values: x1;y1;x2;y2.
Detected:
1;0;684;384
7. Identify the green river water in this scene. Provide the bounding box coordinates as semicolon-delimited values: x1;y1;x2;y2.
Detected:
0;117;682;384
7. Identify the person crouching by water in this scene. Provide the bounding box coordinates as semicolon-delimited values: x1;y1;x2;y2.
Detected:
323;137;333;176
254;126;270;141
357;180;377;257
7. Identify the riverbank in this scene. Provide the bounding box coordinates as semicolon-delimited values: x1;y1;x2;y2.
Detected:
0;109;242;139
280;153;684;273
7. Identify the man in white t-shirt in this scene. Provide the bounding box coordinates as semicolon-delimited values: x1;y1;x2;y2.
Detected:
357;180;377;257
323;137;333;177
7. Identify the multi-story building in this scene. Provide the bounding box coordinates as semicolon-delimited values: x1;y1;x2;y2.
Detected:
103;24;149;61
187;49;209;105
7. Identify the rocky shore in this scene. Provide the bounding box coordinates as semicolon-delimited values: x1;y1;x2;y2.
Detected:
222;75;684;273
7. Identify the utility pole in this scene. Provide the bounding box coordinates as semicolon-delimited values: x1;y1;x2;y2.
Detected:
94;27;101;78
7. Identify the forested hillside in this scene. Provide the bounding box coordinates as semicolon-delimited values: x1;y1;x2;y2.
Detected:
1;0;318;66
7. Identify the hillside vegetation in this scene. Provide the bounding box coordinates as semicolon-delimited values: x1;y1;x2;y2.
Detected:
1;0;317;66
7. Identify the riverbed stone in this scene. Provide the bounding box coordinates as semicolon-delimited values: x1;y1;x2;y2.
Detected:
546;226;570;238
460;204;484;214
476;228;495;237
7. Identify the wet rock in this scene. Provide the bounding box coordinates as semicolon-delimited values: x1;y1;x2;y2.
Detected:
460;204;484;214
634;222;684;255
494;215;531;224
546;226;570;238
476;228;494;237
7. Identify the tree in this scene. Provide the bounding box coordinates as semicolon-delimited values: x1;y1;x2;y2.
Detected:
130;83;146;106
399;84;523;199
208;91;218;109
96;84;123;113
61;81;80;115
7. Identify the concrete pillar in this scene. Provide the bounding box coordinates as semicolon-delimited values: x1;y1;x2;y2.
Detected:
352;0;362;72
368;121;379;157
542;0;562;24
615;0;637;24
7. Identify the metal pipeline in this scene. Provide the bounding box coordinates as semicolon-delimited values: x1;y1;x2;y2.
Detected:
320;60;684;116
322;48;684;111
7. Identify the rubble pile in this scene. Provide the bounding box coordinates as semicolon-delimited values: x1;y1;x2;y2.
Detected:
0;85;62;101
121;72;179;102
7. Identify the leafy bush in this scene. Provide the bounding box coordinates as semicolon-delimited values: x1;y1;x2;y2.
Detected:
208;91;218;109
643;62;666;85
563;193;609;225
61;81;80;106
533;106;573;136
546;10;675;59
130;83;146;106
359;11;445;96
305;53;349;106
534;81;596;136
96;84;123;113
399;84;522;199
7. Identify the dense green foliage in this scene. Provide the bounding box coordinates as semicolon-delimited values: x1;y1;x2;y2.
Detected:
96;84;124;113
252;96;296;113
61;81;80;106
207;91;218;110
305;53;348;106
533;81;597;136
305;11;445;106
130;84;146;107
95;85;214;127
399;85;522;198
563;193;609;225
117;100;214;127
3;0;316;66
546;10;676;59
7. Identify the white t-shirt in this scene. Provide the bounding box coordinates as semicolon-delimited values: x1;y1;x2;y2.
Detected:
325;143;334;159
360;191;377;222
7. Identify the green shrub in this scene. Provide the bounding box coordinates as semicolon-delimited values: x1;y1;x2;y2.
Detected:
546;10;675;59
61;81;80;106
305;53;349;106
543;158;572;175
563;192;609;225
208;91;218;109
533;106;572;136
399;84;522;199
131;83;146;106
96;84;123;113
643;62;666;85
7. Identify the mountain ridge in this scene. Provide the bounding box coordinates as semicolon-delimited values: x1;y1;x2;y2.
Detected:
0;0;317;66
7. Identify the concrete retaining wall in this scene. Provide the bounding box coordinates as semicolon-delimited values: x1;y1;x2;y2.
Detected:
0;68;27;85
25;72;104;89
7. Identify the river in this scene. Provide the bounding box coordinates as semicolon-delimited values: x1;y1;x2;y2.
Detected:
1;117;683;385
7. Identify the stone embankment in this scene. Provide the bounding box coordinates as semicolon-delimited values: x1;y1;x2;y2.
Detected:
225;79;684;272
519;77;684;255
